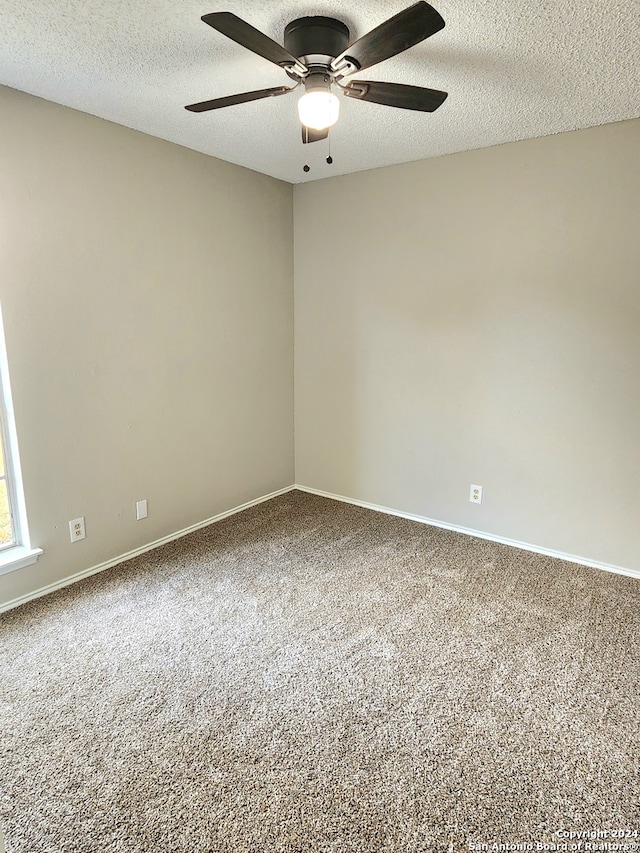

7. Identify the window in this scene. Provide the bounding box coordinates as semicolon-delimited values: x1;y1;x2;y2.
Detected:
0;419;15;546
0;303;41;576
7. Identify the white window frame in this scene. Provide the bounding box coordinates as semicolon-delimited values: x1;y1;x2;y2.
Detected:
0;303;42;576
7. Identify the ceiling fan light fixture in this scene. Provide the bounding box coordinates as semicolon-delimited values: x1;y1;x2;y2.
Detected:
297;73;339;131
298;90;340;130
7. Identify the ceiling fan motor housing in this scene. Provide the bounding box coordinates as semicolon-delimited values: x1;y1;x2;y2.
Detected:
284;17;350;67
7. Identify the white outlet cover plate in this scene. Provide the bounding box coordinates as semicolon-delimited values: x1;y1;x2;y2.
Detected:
136;499;148;520
69;517;86;542
470;485;483;504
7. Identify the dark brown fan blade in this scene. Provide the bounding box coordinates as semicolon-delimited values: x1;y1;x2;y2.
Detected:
185;86;292;113
331;2;444;75
301;126;329;144
343;80;447;112
202;12;303;71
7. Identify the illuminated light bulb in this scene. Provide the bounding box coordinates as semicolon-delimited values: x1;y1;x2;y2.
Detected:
298;90;340;131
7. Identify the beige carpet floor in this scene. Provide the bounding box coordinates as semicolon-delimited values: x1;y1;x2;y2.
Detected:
1;490;639;852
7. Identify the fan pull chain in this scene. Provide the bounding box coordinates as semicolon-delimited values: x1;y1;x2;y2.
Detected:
301;129;334;172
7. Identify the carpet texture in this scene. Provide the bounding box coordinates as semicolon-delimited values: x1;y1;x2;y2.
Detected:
1;491;639;852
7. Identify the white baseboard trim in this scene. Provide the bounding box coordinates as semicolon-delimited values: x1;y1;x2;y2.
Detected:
294;484;640;581
3;482;636;614
0;485;297;614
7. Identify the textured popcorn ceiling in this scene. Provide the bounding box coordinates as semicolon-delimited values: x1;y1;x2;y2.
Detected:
1;0;639;184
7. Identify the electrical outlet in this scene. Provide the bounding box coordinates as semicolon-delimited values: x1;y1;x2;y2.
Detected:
69;517;86;542
136;499;148;520
470;485;483;504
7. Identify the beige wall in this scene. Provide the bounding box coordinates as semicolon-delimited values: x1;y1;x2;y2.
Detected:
0;86;294;607
294;119;640;572
2;88;638;607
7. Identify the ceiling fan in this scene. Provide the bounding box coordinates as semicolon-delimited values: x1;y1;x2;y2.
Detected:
185;2;448;145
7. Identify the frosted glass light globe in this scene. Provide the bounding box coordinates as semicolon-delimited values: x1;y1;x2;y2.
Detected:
298;91;340;131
